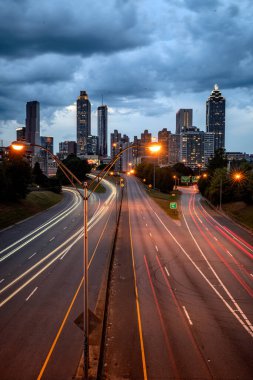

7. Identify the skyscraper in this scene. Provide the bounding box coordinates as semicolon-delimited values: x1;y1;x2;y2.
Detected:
97;105;108;157
76;91;91;156
206;84;225;152
180;126;205;168
176;109;193;134
158;128;170;165
25;101;40;155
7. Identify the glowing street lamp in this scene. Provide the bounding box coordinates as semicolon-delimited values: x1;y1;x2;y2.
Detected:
148;143;161;189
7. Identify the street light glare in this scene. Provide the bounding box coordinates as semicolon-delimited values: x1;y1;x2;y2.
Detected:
11;142;25;151
149;144;161;153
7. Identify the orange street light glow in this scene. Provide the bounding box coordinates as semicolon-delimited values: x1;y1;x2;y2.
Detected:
11;143;25;151
233;172;242;181
149;144;161;153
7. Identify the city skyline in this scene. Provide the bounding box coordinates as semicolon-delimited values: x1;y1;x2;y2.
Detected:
0;0;252;153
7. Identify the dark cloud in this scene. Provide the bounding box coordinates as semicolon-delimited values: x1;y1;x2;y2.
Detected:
0;0;252;153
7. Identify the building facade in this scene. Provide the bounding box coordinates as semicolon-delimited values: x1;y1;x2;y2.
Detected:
87;135;98;155
176;109;193;134
58;141;77;160
25;101;40;155
206;84;225;152
180;126;205;168
16;127;26;141
97;105;108;157
76;91;91;157
158;128;170;165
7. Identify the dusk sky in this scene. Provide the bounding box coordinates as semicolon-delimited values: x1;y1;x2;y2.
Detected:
0;0;252;153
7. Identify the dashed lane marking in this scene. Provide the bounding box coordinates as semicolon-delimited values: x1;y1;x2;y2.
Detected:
183;306;193;325
26;287;38;301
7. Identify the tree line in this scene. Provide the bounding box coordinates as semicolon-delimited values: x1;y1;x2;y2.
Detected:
0;152;91;202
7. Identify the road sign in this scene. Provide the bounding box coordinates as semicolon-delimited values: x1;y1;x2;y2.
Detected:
181;176;191;183
170;202;177;209
192;176;199;183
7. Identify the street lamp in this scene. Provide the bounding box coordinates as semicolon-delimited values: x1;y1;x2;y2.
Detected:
173;175;177;190
148;143;161;190
11;140;160;378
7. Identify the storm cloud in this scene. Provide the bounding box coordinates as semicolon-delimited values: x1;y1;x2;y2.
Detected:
0;0;252;152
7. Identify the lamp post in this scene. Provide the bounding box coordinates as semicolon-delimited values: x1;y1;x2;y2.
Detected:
148;143;161;190
11;140;161;379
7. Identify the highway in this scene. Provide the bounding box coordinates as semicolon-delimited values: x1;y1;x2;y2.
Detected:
103;176;253;379
0;180;117;380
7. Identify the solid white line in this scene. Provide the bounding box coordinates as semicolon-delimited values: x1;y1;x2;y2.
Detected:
49;237;55;242
164;267;170;277
0;279;5;284
183;306;193;325
154;210;253;337
26;287;38;301
28;252;37;259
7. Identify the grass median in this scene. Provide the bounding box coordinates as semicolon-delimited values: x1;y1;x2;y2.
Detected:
146;188;180;220
0;191;63;230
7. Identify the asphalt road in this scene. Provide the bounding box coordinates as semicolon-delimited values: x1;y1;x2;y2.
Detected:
0;180;117;380
103;177;253;379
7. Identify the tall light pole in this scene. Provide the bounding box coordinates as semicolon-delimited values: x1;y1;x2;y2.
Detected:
149;144;161;189
11;140;161;379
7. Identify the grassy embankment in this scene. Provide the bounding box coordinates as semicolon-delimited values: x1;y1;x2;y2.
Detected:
0;191;63;230
146;188;181;220
222;202;253;231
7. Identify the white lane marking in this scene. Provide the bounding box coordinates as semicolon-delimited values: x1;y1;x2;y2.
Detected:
155;245;159;252
205;227;209;231
250;274;253;278
164;267;170;277
183;306;193;325
0;279;5;284
146;223;148;227
226;250;232;257
28;252;37;260
49;237;55;242
149;232;152;238
214;237;218;241
0;188;81;258
25;287;38;301
60;247;70;260
63;226;68;230
153;210;253;337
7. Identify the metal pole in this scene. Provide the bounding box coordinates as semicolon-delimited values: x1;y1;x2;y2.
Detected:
115;179;117;224
153;156;155;189
219;177;222;210
83;182;89;379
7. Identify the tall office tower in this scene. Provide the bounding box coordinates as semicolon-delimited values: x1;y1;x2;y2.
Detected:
77;91;91;156
87;135;98;155
25;101;40;155
58;141;77;160
204;132;215;166
97;105;108;157
176;109;193;134
110;129;122;158
180;126;205;169
158;128;171;165
206;84;225;152
139;129;152;158
16;127;26;141
168;134;180;165
40;136;54;155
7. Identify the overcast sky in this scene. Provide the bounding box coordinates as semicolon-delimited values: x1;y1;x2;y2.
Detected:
0;0;252;153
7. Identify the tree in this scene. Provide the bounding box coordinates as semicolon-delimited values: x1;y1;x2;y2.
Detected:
32;162;48;186
2;154;31;201
207;148;228;173
56;154;91;185
172;163;193;176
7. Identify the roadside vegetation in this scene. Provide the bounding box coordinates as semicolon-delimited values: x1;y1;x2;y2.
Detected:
148;188;181;220
0;191;63;229
0;151;92;229
198;148;253;230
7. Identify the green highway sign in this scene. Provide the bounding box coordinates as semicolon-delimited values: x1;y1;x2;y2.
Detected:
192;176;199;183
181;176;191;183
170;202;177;209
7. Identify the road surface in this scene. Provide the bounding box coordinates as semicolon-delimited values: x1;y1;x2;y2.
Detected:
0;180;117;380
103;176;253;379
